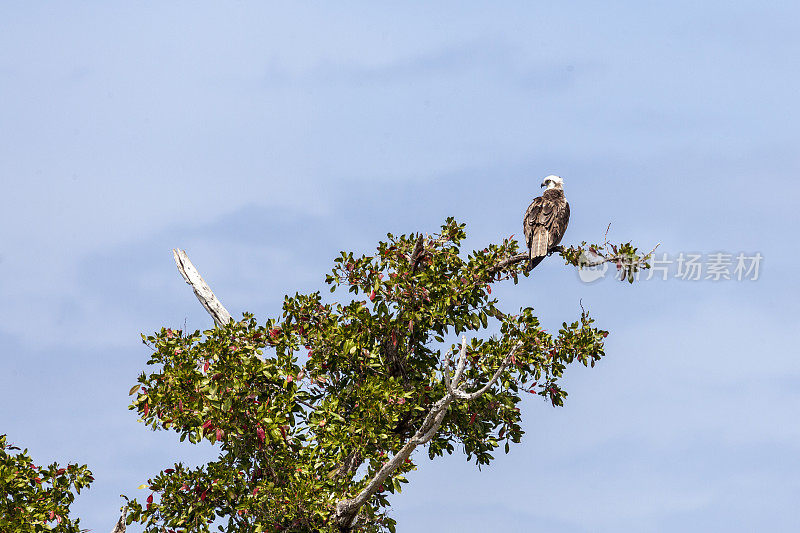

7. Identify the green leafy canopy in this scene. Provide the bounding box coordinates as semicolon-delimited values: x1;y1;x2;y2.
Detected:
0;435;93;533
124;218;646;532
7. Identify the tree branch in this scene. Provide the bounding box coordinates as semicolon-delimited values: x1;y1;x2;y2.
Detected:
487;253;528;276
334;392;455;529
486;240;661;278
172;249;233;327
110;506;127;533
572;242;661;268
452;341;522;401
333;337;519;530
409;234;425;273
451;336;468;386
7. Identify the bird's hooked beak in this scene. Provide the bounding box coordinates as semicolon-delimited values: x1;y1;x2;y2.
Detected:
540;182;546;188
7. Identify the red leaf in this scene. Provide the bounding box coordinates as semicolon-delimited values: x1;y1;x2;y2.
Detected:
147;494;153;504
469;413;476;426
256;427;265;443
164;468;174;474
486;284;492;294
200;489;208;501
55;468;65;475
202;420;214;431
49;510;55;520
203;360;210;373
269;328;280;339
143;403;149;417
252;487;259;495
216;428;224;441
369;289;376;301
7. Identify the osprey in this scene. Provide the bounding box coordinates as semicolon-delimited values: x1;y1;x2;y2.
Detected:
523;175;570;270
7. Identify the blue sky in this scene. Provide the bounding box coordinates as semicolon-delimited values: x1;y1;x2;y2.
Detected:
1;2;799;531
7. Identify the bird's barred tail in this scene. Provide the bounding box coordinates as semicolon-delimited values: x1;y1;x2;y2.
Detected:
529;230;549;269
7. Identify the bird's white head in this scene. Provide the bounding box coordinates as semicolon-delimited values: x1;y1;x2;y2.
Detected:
541;175;564;190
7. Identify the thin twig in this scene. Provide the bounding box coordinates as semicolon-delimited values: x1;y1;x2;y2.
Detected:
642;242;662;261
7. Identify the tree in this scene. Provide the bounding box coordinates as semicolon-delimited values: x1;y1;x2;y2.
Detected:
0;435;94;533
122;217;655;532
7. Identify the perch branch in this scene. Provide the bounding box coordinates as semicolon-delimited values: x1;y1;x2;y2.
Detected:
574;242;661;268
487;240;661;276
172;248;233;327
487;253;529;276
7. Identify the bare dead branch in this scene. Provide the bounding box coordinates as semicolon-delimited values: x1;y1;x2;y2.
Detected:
173;249;233;327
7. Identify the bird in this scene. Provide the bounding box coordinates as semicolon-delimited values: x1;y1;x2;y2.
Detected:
523;175;570;270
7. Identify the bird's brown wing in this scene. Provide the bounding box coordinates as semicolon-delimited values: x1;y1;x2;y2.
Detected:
525;196;560;258
523;197;544;252
549;200;570;247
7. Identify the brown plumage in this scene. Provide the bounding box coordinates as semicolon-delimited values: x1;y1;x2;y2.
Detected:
523;176;570;270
